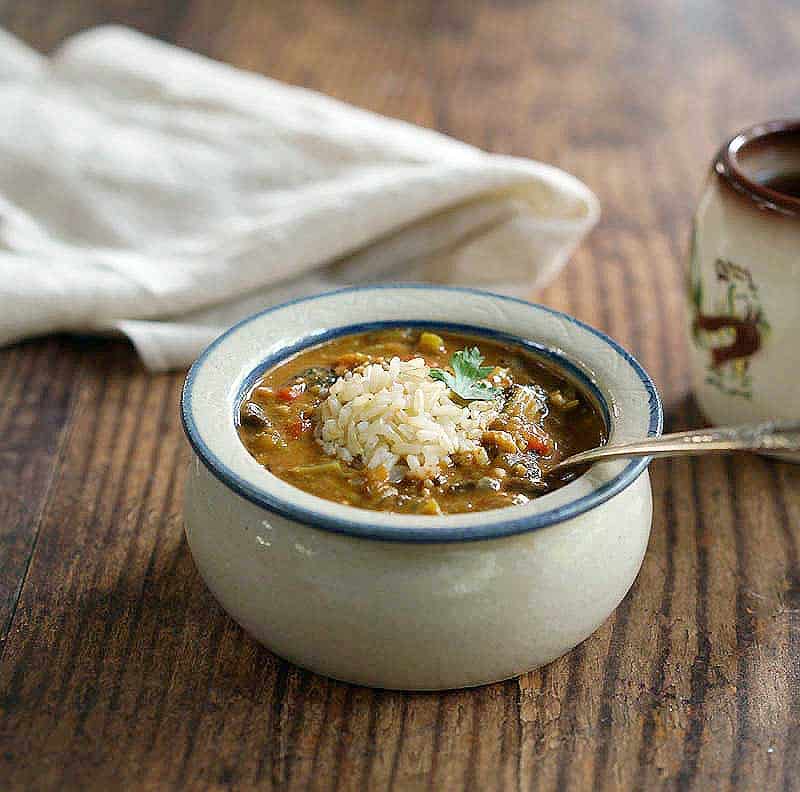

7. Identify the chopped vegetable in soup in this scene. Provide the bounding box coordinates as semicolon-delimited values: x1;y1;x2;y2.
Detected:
237;328;606;515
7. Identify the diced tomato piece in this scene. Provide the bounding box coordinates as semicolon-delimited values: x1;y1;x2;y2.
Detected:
276;383;305;402
287;414;313;439
525;433;552;455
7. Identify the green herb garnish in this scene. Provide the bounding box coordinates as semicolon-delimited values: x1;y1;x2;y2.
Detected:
430;347;502;402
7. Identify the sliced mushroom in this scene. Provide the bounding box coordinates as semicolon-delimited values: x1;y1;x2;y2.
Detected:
504;477;549;495
240;401;272;429
446;480;477;494
501;384;548;422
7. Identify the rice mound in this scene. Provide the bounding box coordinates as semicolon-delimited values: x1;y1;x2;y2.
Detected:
315;357;499;480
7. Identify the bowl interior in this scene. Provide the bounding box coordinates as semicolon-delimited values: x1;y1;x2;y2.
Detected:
181;286;662;542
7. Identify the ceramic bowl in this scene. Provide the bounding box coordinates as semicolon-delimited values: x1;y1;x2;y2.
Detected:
181;286;662;690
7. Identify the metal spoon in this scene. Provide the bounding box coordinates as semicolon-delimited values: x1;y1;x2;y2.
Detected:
552;420;800;472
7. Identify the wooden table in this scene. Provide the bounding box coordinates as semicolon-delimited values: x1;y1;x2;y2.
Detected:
1;1;799;789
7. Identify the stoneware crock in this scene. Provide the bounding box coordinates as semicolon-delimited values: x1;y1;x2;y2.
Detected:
688;119;800;445
181;285;662;690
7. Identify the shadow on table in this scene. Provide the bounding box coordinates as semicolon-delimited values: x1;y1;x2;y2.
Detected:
662;392;708;433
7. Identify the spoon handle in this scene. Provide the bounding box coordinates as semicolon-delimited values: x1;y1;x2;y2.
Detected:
554;420;800;471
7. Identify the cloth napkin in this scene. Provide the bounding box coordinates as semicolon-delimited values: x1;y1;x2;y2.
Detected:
0;26;599;371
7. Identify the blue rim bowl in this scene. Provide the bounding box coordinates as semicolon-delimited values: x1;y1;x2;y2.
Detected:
181;285;663;543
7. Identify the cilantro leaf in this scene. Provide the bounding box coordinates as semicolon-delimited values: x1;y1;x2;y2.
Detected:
429;347;502;401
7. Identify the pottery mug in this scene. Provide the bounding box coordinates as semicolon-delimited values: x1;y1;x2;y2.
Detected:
688;120;800;440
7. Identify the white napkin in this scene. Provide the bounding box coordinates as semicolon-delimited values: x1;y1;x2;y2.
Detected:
0;26;599;371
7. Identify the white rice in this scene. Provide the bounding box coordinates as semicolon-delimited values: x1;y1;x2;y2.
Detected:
315;357;499;480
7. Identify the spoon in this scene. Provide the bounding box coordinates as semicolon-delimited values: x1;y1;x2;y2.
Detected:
552;420;800;472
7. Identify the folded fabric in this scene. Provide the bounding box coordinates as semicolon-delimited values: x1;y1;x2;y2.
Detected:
0;26;599;371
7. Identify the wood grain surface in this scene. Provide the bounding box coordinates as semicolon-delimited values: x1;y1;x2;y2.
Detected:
1;1;799;789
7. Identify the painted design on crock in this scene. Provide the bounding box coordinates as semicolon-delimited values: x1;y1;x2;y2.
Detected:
689;228;770;399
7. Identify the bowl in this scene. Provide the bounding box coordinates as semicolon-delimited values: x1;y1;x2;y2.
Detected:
181;285;662;690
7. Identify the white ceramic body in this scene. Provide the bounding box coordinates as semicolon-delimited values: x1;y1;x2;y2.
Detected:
688;124;800;434
185;461;651;689
181;286;661;690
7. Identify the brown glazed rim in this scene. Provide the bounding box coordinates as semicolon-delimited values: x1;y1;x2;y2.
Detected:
714;119;800;217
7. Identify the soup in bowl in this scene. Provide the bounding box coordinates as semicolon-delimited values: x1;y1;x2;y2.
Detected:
237;327;607;514
181;286;661;690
